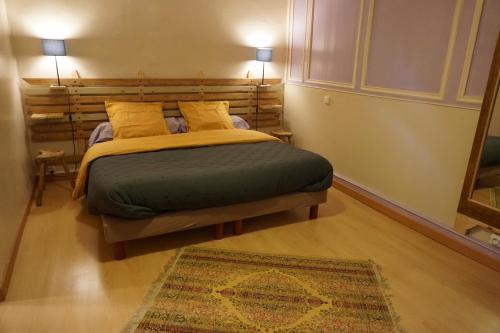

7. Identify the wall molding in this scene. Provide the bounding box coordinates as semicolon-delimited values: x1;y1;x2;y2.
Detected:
286;0;492;107
0;184;35;302
332;175;500;273
287;0;309;83
457;0;485;105
304;0;365;89
301;0;313;83
285;81;480;111
360;0;463;100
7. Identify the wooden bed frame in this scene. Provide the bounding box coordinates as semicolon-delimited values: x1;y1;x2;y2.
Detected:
102;191;327;259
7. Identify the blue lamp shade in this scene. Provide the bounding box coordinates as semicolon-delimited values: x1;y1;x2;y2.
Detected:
42;39;66;56
256;47;272;62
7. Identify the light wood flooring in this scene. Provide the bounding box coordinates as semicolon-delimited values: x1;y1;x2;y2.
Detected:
472;188;496;207
0;181;499;332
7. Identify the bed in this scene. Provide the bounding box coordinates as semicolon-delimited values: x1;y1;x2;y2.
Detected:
74;116;333;259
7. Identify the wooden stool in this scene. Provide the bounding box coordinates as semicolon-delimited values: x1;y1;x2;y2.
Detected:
271;130;293;144
35;149;73;206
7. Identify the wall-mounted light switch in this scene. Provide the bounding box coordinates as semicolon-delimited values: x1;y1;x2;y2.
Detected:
323;95;331;105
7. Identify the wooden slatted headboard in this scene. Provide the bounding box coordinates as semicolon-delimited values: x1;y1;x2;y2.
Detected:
22;78;283;163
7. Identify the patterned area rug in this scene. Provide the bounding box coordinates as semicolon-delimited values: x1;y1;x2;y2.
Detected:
125;247;402;333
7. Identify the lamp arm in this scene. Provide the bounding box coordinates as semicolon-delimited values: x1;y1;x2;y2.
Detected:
54;56;61;86
261;62;265;85
256;82;259;131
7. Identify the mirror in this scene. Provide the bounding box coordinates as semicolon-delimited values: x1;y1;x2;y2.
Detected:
458;34;500;232
472;83;500;210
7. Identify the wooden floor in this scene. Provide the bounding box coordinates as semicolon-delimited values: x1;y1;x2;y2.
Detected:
1;181;499;333
472;188;496;207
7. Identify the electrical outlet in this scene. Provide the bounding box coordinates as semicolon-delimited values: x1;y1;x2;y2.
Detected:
490;233;500;248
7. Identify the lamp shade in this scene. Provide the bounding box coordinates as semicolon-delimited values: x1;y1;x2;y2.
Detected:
42;39;66;56
256;47;272;62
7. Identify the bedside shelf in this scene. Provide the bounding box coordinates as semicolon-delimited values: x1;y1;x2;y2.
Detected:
258;104;282;111
270;130;293;144
31;113;65;120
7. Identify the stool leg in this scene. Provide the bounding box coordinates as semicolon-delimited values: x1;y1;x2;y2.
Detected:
42;162;47;190
60;157;74;187
36;162;46;206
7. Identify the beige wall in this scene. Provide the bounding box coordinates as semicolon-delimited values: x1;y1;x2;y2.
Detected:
0;0;33;291
5;0;288;79
284;84;479;227
5;0;289;166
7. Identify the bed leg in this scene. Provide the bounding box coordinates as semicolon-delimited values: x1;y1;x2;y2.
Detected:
214;223;224;239
309;205;319;220
113;241;126;260
233;220;244;235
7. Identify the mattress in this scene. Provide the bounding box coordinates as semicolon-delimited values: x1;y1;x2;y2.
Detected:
86;141;333;219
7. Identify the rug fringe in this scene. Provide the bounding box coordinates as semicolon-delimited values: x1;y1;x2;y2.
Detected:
370;260;406;333
121;247;185;333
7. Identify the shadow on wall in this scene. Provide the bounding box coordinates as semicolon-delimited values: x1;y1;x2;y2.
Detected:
0;77;32;173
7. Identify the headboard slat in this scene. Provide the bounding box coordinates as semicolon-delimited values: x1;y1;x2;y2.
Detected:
22;77;283;162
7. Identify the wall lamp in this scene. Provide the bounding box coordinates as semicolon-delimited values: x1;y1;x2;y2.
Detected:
41;39;66;88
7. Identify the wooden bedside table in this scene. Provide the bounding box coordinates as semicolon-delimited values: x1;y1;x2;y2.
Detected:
271;130;293;144
35;149;74;206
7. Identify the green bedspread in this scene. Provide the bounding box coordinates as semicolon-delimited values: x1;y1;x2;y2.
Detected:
480;136;500;168
87;141;333;219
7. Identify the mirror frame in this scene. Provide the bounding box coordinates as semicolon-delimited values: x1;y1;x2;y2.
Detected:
458;33;500;229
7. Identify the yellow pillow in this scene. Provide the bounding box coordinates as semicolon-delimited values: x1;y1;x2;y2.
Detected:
178;101;234;132
105;101;170;139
